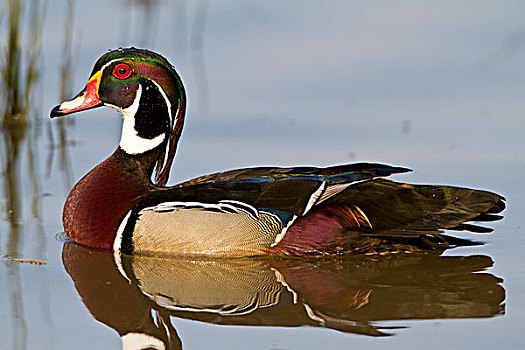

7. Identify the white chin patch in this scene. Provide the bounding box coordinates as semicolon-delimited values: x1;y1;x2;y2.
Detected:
115;84;166;154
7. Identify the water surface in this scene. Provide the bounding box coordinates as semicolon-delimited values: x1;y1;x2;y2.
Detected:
1;1;524;349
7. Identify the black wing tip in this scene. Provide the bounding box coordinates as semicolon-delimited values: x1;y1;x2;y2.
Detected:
488;197;506;214
388;165;413;174
438;233;486;247
363;163;413;176
449;223;494;234
325;163;412;175
367;163;413;175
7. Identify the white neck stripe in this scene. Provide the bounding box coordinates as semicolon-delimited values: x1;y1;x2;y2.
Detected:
150;79;173;124
116;84;166;154
150;79;174;171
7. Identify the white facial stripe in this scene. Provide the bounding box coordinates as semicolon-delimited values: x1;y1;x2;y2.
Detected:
115;84;166;154
100;58;125;75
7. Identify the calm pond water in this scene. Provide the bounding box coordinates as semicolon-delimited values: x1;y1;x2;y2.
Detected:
1;1;524;349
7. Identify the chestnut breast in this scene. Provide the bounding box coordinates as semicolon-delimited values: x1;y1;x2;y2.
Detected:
63;148;156;250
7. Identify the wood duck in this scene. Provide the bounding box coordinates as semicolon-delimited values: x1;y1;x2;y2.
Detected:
50;48;505;257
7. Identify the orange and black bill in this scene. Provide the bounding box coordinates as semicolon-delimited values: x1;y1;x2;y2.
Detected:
50;71;103;118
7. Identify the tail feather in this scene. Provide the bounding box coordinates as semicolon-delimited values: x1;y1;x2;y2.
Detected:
272;179;504;256
329;179;504;234
447;223;493;233
469;213;504;222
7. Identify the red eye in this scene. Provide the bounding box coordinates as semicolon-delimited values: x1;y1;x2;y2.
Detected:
112;63;132;79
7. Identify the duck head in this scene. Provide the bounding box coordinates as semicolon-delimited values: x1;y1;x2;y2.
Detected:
51;48;186;185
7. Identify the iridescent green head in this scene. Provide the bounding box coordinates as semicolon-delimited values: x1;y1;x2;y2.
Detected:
51;48;187;185
89;48;185;113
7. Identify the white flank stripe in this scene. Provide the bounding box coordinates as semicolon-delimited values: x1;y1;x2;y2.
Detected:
113;210;132;283
146;200;260;219
114;210;132;252
146;201;217;212
117;84;166;154
302;181;327;215
218;200;260;219
271;215;298;247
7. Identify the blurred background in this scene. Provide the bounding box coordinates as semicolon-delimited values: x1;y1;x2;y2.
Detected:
0;1;524;349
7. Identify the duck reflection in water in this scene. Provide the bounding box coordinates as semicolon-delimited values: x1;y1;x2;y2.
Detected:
63;242;505;349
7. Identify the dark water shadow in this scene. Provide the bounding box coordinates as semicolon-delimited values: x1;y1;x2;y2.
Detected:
63;242;505;348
